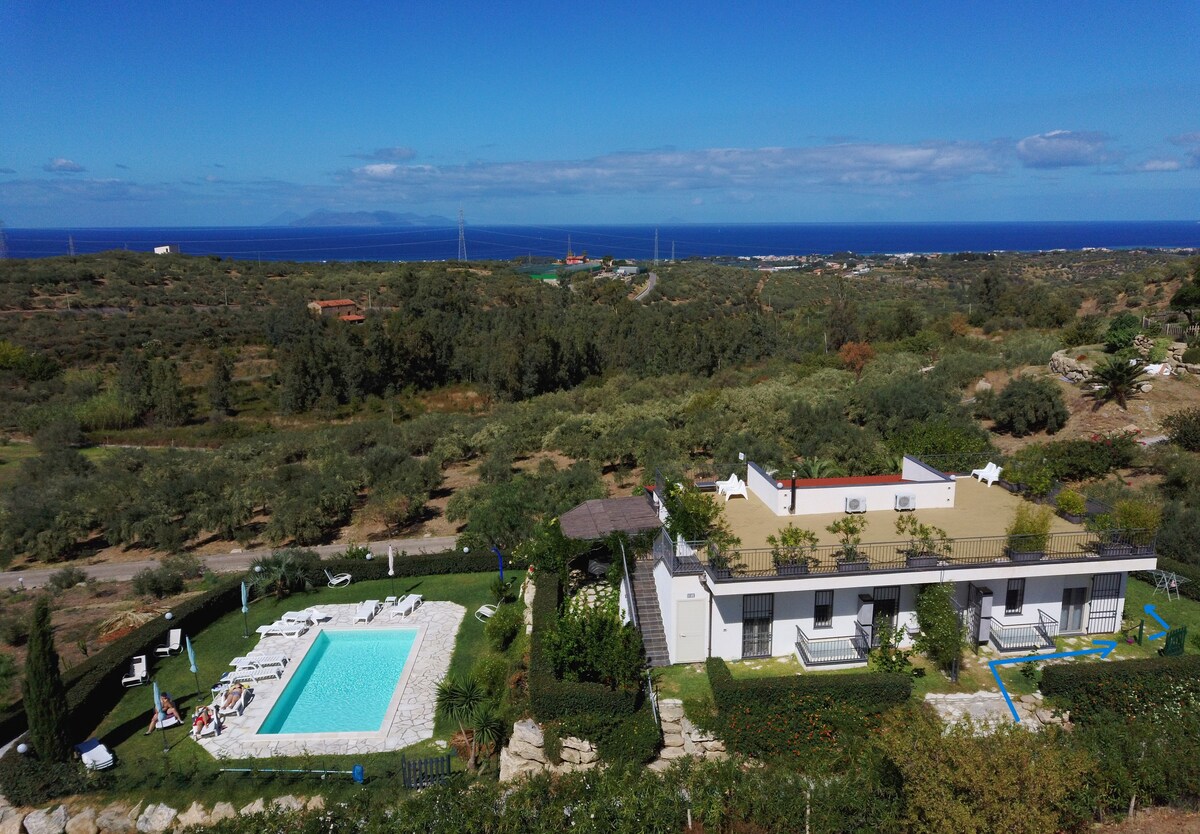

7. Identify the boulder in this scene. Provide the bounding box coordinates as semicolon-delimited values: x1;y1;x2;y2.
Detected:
661;733;684;748
498;748;544;782
510;719;543;749
172;803;208;831
702;740;726;753
1035;709;1057;725
237;800;264;817
1139;382;1153;393
682;737;697;756
646;759;672;773
133;805;176;834
94;803;135;834
0;809;24;834
305;797;325;812
64;808;98;834
658;700;685;723
559;746;582;765
506;736;546;764
271;796;303;814
659;745;688;760
206;804;235;825
975;378;993;393
24;805;67;834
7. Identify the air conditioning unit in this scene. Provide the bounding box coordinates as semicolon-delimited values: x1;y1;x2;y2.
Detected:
845;496;867;514
895;493;917;512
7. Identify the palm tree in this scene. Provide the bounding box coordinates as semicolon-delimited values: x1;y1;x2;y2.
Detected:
795;458;846;479
249;549;314;600
1091;357;1146;410
435;675;488;770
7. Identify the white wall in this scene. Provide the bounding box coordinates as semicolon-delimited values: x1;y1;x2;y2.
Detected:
744;458;955;517
901;456;950;482
746;463;782;511
653;560;676;660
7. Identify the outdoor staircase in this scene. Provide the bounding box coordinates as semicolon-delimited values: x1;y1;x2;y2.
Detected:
631;557;671;667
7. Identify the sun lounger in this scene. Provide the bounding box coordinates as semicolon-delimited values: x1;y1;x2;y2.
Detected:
355;600;380;623
715;474;748;501
325;568;351;587
393;594;423;619
475;604;497;622
155;628;183;657
75;739;114;771
970;461;1003;487
121;655;149;687
230;666;281;684
230;654;287;670
216;687;251;717
304;607;332;622
152;713;182;730
255;620;307;638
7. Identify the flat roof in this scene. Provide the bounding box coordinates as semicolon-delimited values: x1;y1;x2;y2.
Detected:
560;497;662;541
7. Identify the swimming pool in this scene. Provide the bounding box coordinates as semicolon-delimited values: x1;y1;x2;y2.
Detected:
257;628;418;735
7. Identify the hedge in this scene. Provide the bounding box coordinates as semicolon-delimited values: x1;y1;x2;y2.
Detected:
1133;556;1200;603
321;548;527;582
528;575;641;723
703;657;911;763
1041;654;1200;723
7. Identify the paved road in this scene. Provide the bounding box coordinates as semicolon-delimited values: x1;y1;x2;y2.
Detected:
633;271;658;302
0;535;460;590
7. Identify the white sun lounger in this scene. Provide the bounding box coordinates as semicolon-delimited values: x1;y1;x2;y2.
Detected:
230;654;287;670
255;620;307;638
391;594;423;619
216;687;250;717
156;628;183;657
121;655;148;688
325;569;351;587
75;739;115;771
230;666;281;684
355;600;380;623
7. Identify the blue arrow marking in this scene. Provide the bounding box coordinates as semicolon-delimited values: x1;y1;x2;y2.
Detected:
1144;604;1171;641
989;640;1118;722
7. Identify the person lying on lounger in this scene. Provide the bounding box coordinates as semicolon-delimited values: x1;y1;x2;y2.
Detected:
220;683;246;710
144;693;182;734
191;706;219;738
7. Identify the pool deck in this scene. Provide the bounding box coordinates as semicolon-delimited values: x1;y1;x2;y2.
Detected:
196;600;464;759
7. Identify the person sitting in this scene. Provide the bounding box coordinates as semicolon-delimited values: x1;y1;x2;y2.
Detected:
144;693;182;734
220;682;246;711
191;706;219;738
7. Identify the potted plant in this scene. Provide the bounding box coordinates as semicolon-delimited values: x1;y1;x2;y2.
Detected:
1087;513;1132;557
767;524;819;576
1006;504;1053;562
895;514;950;568
706;547;734;579
1113;498;1162;555
828;515;870;572
1054;488;1087;524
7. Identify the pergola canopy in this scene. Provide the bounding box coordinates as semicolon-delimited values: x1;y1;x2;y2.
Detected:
559;497;661;541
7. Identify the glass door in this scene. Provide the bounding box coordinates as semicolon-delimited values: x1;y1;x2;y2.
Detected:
1060;587;1087;633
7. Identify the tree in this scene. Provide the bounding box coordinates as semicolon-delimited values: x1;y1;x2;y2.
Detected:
1169;276;1200;325
1090;357;1146;410
435;675;489;770
22;597;70;762
991;376;1069;436
249;549;319;599
914;584;965;679
207;350;234;417
838;341;875;380
147;358;192;426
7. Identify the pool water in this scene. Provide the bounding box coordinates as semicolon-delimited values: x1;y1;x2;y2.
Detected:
257;629;417;735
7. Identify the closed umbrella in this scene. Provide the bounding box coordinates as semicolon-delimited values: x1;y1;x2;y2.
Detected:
185;635;199;696
241;581;249;639
151;681;168;752
387;546;396;597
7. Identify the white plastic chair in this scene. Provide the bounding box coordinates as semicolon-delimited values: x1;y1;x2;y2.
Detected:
970;462;1002;487
325;569;351;587
121;655;148;687
156;628;183;657
475;604;497;622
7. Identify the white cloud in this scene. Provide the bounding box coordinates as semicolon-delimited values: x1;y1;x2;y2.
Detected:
43;157;86;173
1134;159;1183;172
1015;130;1119;169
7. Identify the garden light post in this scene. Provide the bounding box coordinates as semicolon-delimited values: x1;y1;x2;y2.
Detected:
16;743;28;755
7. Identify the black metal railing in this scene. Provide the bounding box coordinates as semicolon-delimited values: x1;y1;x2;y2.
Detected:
795;625;869;666
990;609;1059;653
700;529;1156;582
653;527;706;576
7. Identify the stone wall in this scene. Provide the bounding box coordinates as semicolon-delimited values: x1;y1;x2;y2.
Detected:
498;718;599;782
0;795;324;834
1052;342;1200;382
648;699;726;772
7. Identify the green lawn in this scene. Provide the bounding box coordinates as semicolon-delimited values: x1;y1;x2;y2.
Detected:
88;572;495;806
0;443;111;491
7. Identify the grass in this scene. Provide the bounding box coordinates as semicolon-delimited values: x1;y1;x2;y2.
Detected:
0;442;111;491
86;572;496;806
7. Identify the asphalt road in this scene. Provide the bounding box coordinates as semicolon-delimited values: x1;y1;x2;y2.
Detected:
0;535;459;590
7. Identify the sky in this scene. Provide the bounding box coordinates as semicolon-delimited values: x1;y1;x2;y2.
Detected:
1;1;1198;227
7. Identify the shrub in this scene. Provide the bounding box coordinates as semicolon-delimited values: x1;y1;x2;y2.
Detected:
703;657;910;765
914;583;965;675
472;654;510;699
1041;655;1200;723
484;604;522;652
0;752;87;807
543;603;644;689
1164;407;1200;452
23;598;70;762
131;564;185;598
1183;346;1200;364
561;705;661;766
46;566;88;593
1113;498;1162;544
1006;504;1053;553
991;376;1069;436
0;616;29;647
1103;312;1142;353
322;548;528;581
1055;489;1087;517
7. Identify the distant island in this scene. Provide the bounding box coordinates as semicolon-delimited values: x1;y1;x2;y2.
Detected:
264;209;455;227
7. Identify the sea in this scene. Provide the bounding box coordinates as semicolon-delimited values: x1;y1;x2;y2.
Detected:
4;221;1199;263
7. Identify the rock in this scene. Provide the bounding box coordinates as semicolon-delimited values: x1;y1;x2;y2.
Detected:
975;378;993;393
661;733;684;748
702;740;726;753
510;719;543;749
658;700;685;723
64;808;98;834
1139;382;1153;393
271;796;303;814
237;800;264;817
305;797;325;812
646;758;672;773
659;745;688;760
506;736;547;764
134;804;176;834
559;746;582;765
559;736;593;752
1049;350;1093;381
1018;695;1038;704
682;737;697;756
24;805;68;834
95;804;135;834
705;750;730;761
577;747;598;765
172;803;208;831
0;810;24;834
206;804;235;825
499;748;544;782
1035;709;1057;725
660;720;683;735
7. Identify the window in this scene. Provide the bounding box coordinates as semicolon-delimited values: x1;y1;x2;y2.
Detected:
742;594;774;658
814;590;834;628
872;586;900;631
1005;579;1025;616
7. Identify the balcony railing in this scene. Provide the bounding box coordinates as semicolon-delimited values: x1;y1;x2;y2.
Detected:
654;528;706;576
795;624;869;666
700;529;1156;582
990;609;1059;652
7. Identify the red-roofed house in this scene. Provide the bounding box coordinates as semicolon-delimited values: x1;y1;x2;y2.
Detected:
307;299;357;318
338;314;366;324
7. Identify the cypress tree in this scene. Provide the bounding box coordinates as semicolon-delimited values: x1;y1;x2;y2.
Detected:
22;597;71;762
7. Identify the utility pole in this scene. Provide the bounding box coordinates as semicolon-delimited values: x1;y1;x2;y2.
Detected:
654;228;659;265
457;209;467;261
68;235;75;257
671;240;675;262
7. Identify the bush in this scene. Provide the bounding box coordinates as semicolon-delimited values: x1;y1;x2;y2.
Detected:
1184;346;1200;364
1041;655;1200;722
914;584;965;674
991;376;1069;436
1104;312;1142;353
703;657;910;765
321;548;528;581
131;564;185;598
0;616;29;647
472;654;510;699
1164;407;1200;452
484;604;522;652
542;602;644;689
561;705;661;766
1055;488;1087;517
0;751;87;807
46;566;88;593
1113;498;1162;544
1006;504;1054;553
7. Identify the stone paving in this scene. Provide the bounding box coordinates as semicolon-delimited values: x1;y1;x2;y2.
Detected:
195;600;463;758
924;690;1066;731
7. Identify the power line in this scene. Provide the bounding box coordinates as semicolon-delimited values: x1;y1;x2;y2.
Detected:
457;209;467;261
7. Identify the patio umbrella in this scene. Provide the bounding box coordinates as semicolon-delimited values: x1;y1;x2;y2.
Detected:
151;681;168;753
185;635;199;696
387;546;395;597
240;581;249;638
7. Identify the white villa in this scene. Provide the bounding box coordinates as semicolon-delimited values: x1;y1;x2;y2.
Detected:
641;457;1158;668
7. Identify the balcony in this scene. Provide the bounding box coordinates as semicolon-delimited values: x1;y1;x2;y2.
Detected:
990;609;1059;652
795;623;871;667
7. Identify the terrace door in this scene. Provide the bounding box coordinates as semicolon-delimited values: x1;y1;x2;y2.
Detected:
1060;587;1087;634
742;594;774;658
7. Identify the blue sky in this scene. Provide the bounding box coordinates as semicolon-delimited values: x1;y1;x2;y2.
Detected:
1;1;1198;226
